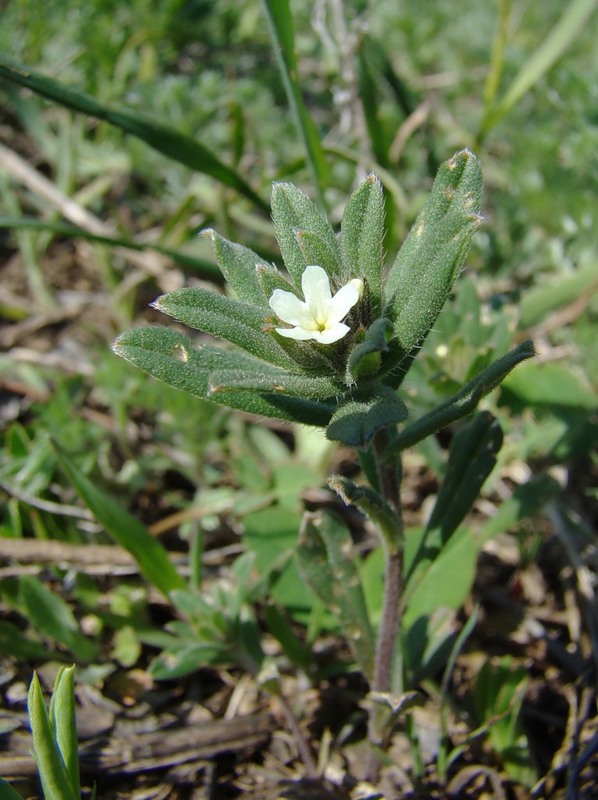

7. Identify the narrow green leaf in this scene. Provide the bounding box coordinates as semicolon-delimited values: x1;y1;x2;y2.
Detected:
341;174;385;316
261;0;328;207
385;150;483;356
327;391;408;448
402;527;477;626
425;412;503;550
383;340;535;459
357;43;390;168
519;260;598;329
202;229;269;305
50;667;80;800
271;182;341;287
0;778;25;800
153;287;297;369
482;0;598;135
53;441;185;597
329;475;402;553
0;57;267;210
19;577;97;663
0;216;222;281
113;327;336;426
208;368;344;399
297;511;375;678
0;620;59;660
28;674;79;800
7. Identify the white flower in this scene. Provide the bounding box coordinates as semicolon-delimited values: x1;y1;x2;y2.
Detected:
269;265;363;344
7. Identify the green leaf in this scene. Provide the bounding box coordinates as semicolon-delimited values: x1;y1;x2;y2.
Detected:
329;475;402;553
19;577;97;663
261;0;328;207
202;229;269;306
208;367;343;399
340;174;386;317
53;441;185;598
501;361;597;409
424;412;503;552
327;391;408;448
357;43;391;169
113;326;336;426
50;667;80;800
0;778;25;800
481;0;598;136
0;216;222;281
0;57;267;210
0;620;58;660
297;511;375;677
271;182;341;287
153;287;297;369
402;526;477;635
384;340;535;459
346;318;393;382
295;230;343;281
28;673;79;800
385;150;483;356
519;260;598;329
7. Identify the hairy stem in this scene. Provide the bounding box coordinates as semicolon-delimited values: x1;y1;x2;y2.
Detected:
367;429;404;781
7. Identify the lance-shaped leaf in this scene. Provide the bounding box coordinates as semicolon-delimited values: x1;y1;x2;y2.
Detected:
28;673;79;800
385;150;483;355
406;413;503;585
112;327;335;425
297;511;375;678
53;440;185;598
425;412;503;551
49;667;80;800
383;340;535;459
256;262;296;298
152;287;297;369
0;57;268;211
327;390;408;448
295;230;343;281
208;368;344;399
341;174;385;316
329;475;402;553
202;229;269;306
346;318;393;382
271;182;342;287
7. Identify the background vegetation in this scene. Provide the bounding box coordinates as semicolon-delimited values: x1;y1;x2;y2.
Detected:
1;0;597;797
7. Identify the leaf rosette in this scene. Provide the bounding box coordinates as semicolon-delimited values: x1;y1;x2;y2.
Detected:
113;150;531;447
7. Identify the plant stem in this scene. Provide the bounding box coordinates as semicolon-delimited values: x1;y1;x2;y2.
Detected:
366;430;404;781
372;429;403;693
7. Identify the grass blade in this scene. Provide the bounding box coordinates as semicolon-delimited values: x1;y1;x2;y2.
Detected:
0;216;223;281
479;0;598;138
261;0;328;209
53;441;185;598
0;57;268;211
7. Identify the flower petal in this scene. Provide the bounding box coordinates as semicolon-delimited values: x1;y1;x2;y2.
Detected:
275;326;316;340
329;279;363;323
313;323;351;344
269;289;310;326
301;265;332;309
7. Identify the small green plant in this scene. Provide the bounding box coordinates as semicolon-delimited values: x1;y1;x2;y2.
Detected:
113;151;534;776
0;667;83;800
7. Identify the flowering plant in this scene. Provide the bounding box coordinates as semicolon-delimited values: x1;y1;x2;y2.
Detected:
113;150;533;775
